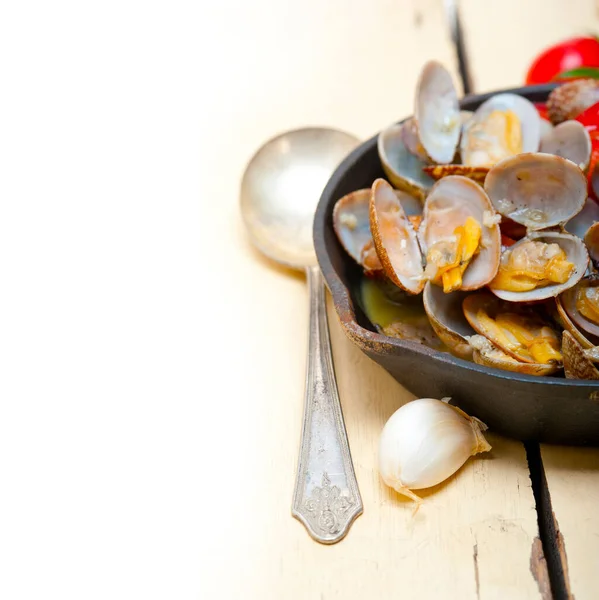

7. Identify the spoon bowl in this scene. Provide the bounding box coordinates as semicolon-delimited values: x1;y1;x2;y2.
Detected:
241;127;360;268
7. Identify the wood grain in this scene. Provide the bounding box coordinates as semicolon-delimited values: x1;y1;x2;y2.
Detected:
458;3;599;597
539;446;599;599
199;2;548;597
460;0;599;92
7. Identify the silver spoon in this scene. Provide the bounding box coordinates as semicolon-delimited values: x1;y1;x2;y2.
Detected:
240;127;363;544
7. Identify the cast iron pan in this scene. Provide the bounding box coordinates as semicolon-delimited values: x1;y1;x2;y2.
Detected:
313;84;599;446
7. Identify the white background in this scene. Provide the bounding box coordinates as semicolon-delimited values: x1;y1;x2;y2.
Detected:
0;2;216;598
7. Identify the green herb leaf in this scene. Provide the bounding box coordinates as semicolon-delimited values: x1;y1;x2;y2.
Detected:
554;67;599;80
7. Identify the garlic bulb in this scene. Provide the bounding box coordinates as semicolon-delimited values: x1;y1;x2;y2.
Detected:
378;398;491;502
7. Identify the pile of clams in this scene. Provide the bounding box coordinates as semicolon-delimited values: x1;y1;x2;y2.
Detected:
333;60;599;380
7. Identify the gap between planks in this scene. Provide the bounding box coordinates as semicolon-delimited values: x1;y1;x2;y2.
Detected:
445;6;574;598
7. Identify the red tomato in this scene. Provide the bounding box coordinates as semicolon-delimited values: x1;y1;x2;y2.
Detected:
525;37;599;85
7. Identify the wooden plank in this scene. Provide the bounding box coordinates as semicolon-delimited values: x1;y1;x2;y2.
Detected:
539;446;599;599
199;2;547;596
459;2;599;597
460;0;599;92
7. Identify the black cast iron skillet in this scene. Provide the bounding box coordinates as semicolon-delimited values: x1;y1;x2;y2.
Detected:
314;84;599;446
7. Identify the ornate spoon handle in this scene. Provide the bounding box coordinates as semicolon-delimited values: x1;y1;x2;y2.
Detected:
291;265;363;544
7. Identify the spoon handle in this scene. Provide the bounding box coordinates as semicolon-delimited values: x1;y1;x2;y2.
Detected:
292;265;363;544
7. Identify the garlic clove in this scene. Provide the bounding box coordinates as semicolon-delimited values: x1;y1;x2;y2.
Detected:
378;398;491;503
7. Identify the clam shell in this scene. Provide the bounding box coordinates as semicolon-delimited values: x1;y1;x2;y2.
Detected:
333;189;383;273
422;282;474;359
539;118;554;144
584;222;599;266
333;188;422;274
565;197;599;239
422;164;489;184
401;117;430;162
460;93;541;167
415;61;460;164
562;330;599;380
489;232;589;302
484;153;587;230
470;334;558;376
370;178;425;294
539;120;592;171
463;291;562;367
558;277;599;341
547;79;599;125
378;123;434;201
420;176;501;291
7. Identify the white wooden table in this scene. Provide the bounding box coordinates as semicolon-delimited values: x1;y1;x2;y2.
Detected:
2;1;598;599
199;1;599;598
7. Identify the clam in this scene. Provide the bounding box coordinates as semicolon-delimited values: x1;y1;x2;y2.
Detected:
415;61;461;164
485;153;587;230
539;118;554;145
370;179;425;294
562;330;599;380
565;197;599;239
584;222;599;266
539;120;592;171
489;232;589;302
401;117;430;163
547;79;599;125
460;94;541;167
558;277;599;345
378;124;435;201
371;177;500;295
420;176;501;292
333;188;422;275
469;333;557;376
422;282;474;359
333;189;383;274
462;292;562;373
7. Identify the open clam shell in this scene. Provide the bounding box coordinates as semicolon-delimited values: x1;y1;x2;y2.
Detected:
463;291;562;370
460;93;541;167
415;61;461;165
489;231;589;302
333;188;422;275
558;277;599;343
401;117;430;163
565;197;599;239
420;176;501;291
378;123;434;201
584;222;599;266
422;282;474;359
469;334;558;376
539;120;592;171
484;153;587;230
333;189;383;273
539;118;554;144
370;178;425;294
562;330;599;380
